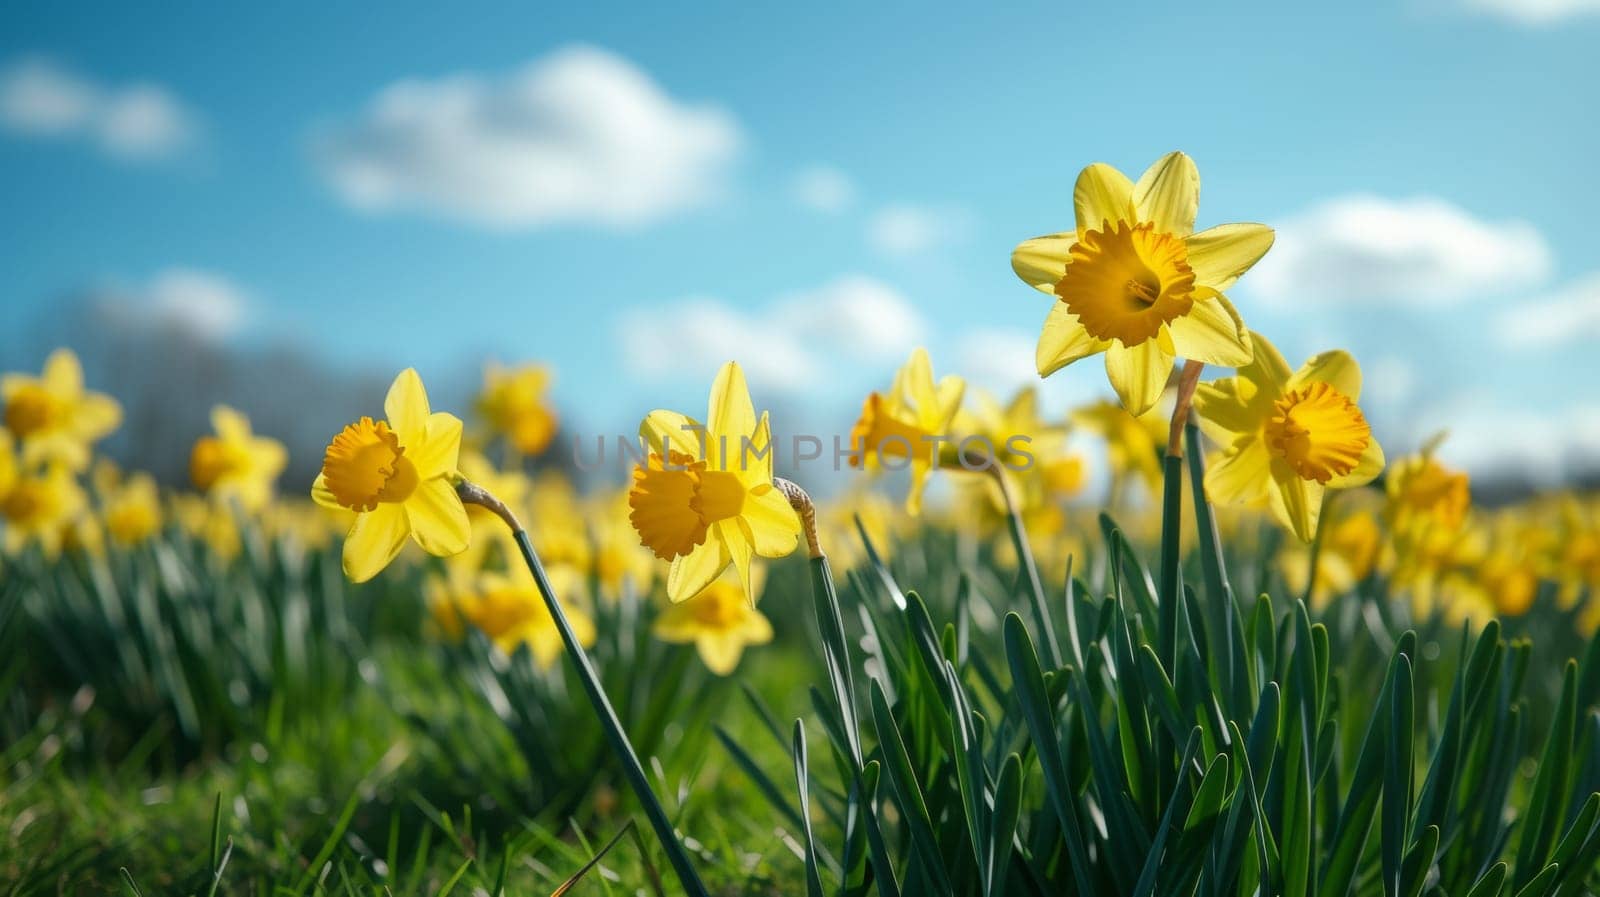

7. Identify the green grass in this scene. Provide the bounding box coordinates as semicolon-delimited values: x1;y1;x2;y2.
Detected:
4;460;1600;895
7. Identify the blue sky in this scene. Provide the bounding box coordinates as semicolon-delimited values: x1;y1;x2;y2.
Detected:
2;0;1597;480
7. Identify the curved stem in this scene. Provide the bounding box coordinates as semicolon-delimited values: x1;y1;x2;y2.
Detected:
957;450;1062;670
455;478;711;897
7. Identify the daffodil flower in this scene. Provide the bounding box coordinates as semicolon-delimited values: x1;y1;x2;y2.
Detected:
1012;152;1274;416
653;566;775;675
0;462;86;557
101;470;163;548
477;361;560;456
627;361;800;604
312;369;470;582
431;568;596;670
847;348;965;514
2;348;122;470
190;405;288;512
1192;332;1384;541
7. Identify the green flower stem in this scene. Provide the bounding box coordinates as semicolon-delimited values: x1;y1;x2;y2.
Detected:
1158;360;1206;669
1302;489;1340;609
456;479;711;897
981;461;1063;671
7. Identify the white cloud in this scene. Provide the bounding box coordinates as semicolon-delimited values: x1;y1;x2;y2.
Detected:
791;165;854;213
1496;272;1600;349
1247;196;1552;306
619;276;923;393
774;276;925;363
0;57;197;160
1365;355;1418;408
90;268;251;342
1460;0;1600;24
1419;396;1600;482
868;205;970;256
313;45;741;230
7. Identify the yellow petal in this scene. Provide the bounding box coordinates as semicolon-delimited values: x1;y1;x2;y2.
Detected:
409;412;463;480
1133;152;1199;236
737;412;775;487
905;457;932;515
696;634;745;676
721;519;755;606
1242;330;1293;389
933;376;965;429
1037;302;1109;377
1011;232;1074;294
640;410;706;459
667;537;729;603
1104;339;1173;417
1290;350;1362;401
43;348;84;394
741;483;800;558
384;369;432;445
1203;439;1271;506
343;503;410;582
405;477;470;557
1267;461;1325;543
75;394;123;439
312;475;342;510
904;348;937;413
1184;223;1275;291
740;610;774;644
1168;294;1252;367
1192;375;1261;446
1074;163;1136;234
707;361;755;469
651;600;705;642
212;405;252;442
1327;435;1385;489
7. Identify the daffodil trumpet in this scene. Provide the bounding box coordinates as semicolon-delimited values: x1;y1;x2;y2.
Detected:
453;477;712;897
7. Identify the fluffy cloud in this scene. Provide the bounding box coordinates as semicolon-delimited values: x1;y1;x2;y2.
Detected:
1496;272;1600;349
1246;196;1552;306
619;276;923;393
791;165;854;213
0;57;197;160
313;46;741;230
1460;0;1600;24
1418;395;1600;482
868;205;970;256
89;268;251;342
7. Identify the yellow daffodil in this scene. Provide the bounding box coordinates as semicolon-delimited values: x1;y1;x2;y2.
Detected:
1385;441;1471;536
101;470;163;548
1193;332;1384;542
2;348;122;470
848;348;966;514
190;406;288;512
627;361;800;604
477;362;560;457
432;567;596;670
1011;152;1272;415
1;463;87;557
653;567;774;675
312;369;470;582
